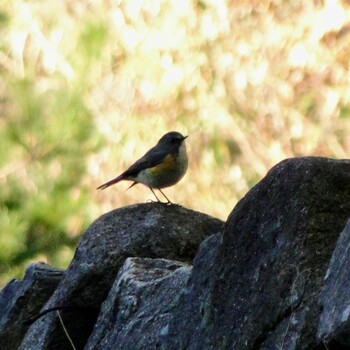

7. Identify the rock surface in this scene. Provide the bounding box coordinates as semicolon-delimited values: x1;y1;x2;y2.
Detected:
0;263;63;350
318;218;350;345
164;157;350;350
18;203;223;350
85;257;192;350
164;233;222;349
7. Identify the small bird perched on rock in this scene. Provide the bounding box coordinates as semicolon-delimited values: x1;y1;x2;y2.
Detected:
97;131;188;203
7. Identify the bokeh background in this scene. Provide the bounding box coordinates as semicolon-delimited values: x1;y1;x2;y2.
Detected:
1;0;350;286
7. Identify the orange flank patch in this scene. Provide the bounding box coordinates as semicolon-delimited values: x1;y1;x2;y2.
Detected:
148;154;176;174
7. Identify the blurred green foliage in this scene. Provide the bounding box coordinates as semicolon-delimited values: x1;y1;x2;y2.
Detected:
1;0;350;286
0;73;99;283
0;4;104;283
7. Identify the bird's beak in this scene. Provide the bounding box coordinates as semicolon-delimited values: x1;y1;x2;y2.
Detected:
183;135;188;140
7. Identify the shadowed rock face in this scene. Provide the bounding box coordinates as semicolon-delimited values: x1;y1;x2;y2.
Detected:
2;157;350;350
0;263;64;350
318;218;350;346
164;157;350;350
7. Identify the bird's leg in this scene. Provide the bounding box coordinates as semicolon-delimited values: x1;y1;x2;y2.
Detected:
149;187;163;203
158;189;173;204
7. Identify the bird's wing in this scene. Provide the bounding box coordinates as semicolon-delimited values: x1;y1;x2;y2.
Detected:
121;145;169;178
97;144;170;190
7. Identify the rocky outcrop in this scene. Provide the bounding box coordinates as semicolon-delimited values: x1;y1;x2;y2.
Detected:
1;157;350;350
16;204;223;349
0;263;63;350
164;157;350;350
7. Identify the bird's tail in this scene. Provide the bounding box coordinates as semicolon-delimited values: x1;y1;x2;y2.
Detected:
97;175;124;190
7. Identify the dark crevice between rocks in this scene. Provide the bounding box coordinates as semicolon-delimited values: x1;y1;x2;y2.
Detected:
42;307;100;350
24;305;99;325
251;302;301;350
314;339;350;350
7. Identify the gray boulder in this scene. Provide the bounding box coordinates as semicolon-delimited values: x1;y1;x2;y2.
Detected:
85;257;191;350
318;218;350;346
19;203;223;350
0;262;63;350
164;157;350;350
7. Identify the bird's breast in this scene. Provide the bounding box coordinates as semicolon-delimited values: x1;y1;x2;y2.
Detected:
135;143;188;188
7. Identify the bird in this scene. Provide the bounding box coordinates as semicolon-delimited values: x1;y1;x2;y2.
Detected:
97;131;188;203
